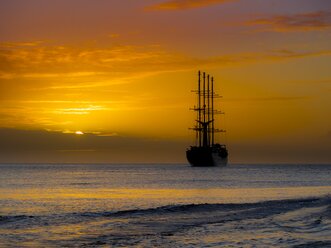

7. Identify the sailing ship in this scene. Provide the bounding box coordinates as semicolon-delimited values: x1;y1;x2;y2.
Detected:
186;71;228;167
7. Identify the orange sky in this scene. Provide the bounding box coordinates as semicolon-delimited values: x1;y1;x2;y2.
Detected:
0;0;330;163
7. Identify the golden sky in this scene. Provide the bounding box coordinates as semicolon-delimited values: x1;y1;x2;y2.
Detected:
0;0;330;163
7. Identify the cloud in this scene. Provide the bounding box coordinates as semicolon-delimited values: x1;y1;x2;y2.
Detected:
264;49;331;60
1;41;330;86
0;41;45;48
0;40;331;105
53;105;108;115
1;128;330;164
0;128;187;163
145;0;235;11
197;49;331;68
224;96;309;102
246;11;331;32
0;42;190;84
229;138;331;164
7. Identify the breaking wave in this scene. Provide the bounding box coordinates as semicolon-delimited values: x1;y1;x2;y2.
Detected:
1;196;330;247
94;196;328;217
2;196;330;223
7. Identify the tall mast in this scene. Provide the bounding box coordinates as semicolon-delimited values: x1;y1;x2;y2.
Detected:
203;72;208;147
211;76;214;146
207;74;210;147
203;72;206;125
198;71;201;147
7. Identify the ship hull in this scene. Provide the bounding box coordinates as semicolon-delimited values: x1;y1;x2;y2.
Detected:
186;147;228;167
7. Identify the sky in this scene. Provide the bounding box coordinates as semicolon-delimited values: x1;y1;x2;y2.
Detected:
0;0;330;163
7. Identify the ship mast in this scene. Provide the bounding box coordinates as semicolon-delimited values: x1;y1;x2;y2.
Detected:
198;71;202;147
202;72;208;148
207;75;210;147
211;76;214;146
191;71;223;148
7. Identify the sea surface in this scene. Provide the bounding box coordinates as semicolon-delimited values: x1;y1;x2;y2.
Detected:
0;163;331;247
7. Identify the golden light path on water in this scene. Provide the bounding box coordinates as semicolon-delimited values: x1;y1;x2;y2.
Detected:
3;186;331;200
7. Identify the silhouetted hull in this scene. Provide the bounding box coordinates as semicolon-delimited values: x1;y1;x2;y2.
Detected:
186;147;228;167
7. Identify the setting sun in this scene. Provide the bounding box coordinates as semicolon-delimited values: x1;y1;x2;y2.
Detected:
75;131;84;135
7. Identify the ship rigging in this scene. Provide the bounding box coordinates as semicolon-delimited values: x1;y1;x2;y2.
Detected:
186;71;228;167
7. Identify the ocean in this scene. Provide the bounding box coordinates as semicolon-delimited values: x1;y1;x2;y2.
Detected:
0;164;331;247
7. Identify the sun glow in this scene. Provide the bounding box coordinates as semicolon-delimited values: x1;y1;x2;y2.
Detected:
75;131;84;135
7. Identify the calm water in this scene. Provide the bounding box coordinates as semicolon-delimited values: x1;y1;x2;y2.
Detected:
1;164;331;247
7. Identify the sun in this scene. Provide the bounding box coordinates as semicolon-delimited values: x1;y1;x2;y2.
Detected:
75;131;84;135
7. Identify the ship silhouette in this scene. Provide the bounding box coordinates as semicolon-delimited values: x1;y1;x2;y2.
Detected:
186;71;228;167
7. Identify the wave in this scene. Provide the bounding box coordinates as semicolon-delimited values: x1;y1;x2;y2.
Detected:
1;195;330;234
2;196;329;223
82;196;330;218
1;196;330;247
0;215;34;223
292;241;331;248
77;196;331;247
